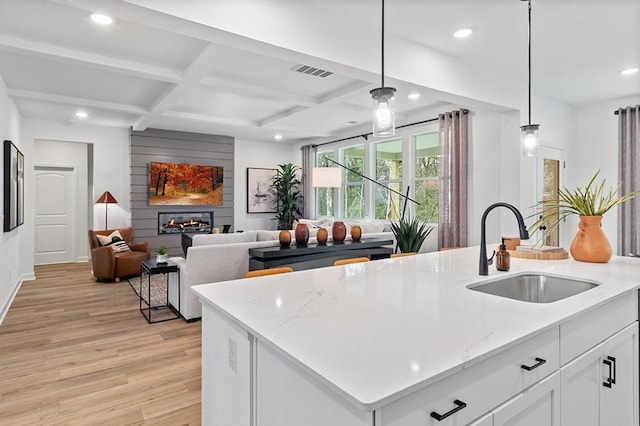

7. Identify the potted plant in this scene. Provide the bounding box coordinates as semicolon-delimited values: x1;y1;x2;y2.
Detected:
154;245;169;263
531;169;639;263
389;216;434;254
270;163;303;230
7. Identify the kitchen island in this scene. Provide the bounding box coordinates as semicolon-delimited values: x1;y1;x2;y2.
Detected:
192;246;640;425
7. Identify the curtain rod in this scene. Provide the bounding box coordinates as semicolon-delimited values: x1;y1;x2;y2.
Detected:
311;109;469;148
614;106;640;115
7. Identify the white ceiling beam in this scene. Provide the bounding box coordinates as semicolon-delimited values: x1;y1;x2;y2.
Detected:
162;110;257;128
133;43;229;131
0;34;182;83
7;89;149;115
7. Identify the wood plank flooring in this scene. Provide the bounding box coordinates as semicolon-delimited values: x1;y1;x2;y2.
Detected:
0;263;202;425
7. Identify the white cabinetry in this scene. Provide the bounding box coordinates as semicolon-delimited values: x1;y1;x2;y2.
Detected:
561;323;638;426
493;372;560;426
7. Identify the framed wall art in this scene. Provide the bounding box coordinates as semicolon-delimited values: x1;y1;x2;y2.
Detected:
149;161;224;206
246;168;276;213
4;140;24;232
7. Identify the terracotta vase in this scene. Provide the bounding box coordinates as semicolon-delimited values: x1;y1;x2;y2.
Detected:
569;216;612;263
295;223;309;246
351;225;362;242
279;229;292;248
332;221;347;243
317;228;328;245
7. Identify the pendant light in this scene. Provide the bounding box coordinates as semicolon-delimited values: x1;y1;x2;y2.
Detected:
370;0;396;137
521;0;539;157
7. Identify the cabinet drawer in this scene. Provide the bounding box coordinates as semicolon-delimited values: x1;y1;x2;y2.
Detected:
379;327;559;426
560;292;637;365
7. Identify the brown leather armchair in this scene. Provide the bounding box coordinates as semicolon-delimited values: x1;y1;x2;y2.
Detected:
88;227;150;282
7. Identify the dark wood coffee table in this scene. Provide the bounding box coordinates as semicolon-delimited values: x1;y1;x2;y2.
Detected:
248;238;393;271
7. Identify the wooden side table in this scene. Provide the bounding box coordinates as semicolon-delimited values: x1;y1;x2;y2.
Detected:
140;259;180;324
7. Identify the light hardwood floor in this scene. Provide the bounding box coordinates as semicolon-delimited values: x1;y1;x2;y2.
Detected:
0;263;202;425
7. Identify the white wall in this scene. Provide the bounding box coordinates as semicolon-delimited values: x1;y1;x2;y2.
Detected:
234;139;298;232
0;77;25;322
21;119;130;264
570;95;640;253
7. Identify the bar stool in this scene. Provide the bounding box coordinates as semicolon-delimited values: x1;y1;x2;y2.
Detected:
391;252;417;258
333;257;370;266
245;267;294;278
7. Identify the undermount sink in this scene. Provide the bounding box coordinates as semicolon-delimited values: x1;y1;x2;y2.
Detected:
467;273;599;303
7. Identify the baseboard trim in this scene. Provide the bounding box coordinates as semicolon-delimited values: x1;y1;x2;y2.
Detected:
0;278;24;325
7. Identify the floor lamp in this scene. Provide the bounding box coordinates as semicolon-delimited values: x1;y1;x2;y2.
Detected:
95;191;118;230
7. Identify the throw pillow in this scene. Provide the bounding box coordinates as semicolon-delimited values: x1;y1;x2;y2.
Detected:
96;230;131;252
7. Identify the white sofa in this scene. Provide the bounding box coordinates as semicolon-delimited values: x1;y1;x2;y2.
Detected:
167;224;400;321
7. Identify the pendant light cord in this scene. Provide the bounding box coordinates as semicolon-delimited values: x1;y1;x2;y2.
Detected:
527;0;532;125
381;0;385;88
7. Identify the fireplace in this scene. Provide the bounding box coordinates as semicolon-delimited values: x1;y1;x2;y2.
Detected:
158;211;214;234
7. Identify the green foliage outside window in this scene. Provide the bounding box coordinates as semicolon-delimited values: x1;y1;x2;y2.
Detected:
344;146;365;218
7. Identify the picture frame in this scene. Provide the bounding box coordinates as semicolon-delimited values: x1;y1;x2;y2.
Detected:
149;161;224;206
246;168;277;213
4;140;24;232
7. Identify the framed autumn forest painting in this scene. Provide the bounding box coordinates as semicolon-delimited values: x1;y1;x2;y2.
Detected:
149;162;224;205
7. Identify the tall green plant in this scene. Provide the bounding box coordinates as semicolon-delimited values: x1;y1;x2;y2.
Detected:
270;163;303;230
389;217;434;253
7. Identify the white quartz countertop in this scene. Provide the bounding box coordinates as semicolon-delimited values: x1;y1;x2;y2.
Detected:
192;247;640;411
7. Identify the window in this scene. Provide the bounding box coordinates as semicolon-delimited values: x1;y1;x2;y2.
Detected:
343;145;365;218
415;133;439;222
316;151;335;217
313;125;438;223
375;139;402;220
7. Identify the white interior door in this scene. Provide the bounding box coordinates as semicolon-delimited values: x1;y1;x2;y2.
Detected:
34;166;76;264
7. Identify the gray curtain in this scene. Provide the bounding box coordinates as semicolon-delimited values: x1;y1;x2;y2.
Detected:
300;144;317;219
617;105;640;256
438;110;469;249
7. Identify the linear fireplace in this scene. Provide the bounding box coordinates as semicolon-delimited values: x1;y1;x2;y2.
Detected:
158;211;213;234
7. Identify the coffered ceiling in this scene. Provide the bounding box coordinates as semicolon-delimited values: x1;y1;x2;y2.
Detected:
0;0;638;144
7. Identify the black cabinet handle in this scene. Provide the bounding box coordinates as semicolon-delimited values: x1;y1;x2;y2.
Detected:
521;357;546;371
603;356;616;388
430;399;467;421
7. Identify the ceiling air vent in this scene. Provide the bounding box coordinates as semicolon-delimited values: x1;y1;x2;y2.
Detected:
292;65;333;78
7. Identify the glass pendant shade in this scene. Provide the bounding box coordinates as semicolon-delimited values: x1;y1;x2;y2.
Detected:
521;124;539;157
370;87;396;137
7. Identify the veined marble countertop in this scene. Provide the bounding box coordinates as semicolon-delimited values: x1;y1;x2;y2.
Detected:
192;246;640;411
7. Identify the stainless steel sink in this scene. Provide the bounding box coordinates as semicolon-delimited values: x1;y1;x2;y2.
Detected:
467;273;599;303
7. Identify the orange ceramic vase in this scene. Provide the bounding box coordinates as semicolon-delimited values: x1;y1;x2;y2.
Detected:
351;225;362;242
316;228;328;245
279;229;291;248
569;216;612;263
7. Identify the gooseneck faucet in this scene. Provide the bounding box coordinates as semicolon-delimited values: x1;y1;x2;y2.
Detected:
479;202;530;275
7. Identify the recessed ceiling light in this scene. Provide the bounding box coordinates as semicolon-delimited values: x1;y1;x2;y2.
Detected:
75;111;88;118
621;67;639;76
408;93;420;100
274;134;283;141
453;28;473;39
91;13;113;25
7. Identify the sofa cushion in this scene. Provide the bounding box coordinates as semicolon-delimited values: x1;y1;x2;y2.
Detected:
347;221;387;234
192;231;258;247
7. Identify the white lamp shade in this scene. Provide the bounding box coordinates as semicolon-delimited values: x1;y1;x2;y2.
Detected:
312;167;342;188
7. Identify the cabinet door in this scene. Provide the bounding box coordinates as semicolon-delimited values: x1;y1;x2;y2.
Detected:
560;342;600;426
493;372;560;426
561;322;638;426
468;413;492;426
600;322;638;426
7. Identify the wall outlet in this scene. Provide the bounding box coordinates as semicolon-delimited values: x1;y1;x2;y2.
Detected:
228;337;237;373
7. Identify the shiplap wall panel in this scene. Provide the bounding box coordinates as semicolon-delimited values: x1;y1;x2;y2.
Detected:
130;128;234;256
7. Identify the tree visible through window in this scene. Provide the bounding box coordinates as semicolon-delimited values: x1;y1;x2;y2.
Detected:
343;146;365;218
375;139;402;220
415;133;439;222
316;152;335;217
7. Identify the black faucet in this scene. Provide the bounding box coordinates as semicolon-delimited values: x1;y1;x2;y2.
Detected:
479;202;530;275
